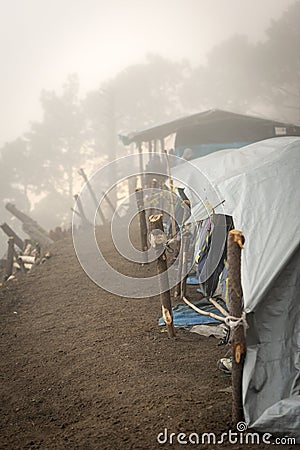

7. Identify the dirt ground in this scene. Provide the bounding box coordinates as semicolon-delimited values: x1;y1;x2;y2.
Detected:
0;223;298;450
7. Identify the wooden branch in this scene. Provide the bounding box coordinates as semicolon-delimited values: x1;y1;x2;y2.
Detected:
164;150;176;237
102;191;120;219
149;214;175;338
180;230;191;299
174;241;183;299
5;237;14;279
74;194;91;226
149;178;159;216
78;168;107;225
174;203;191;298
227;229;246;425
71;207;82;218
0;223;25;251
5;203;53;246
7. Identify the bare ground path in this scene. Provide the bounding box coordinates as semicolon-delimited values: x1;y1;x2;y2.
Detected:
0;226;297;449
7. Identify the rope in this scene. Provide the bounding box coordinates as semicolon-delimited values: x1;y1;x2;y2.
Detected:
224;311;248;331
182;296;227;323
208;297;229;317
182;296;248;332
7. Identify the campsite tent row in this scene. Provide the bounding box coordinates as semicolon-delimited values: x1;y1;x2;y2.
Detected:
121;111;300;441
171;136;300;441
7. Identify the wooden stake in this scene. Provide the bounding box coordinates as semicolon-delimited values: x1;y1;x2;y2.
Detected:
0;223;24;251
71;207;82;218
5;203;53;247
78;168;107;225
164;150;176;238
102;191;120;219
138;143;145;188
148;178;159;217
5;237;14;279
227;229;246;425
174;201;191;298
74;194;91;226
135;188;148;263
149;214;175;338
180;230;191;299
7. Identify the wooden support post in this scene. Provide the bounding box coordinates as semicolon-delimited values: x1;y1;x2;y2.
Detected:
164;150;176;238
71;207;82;218
174;243;183;299
5;237;14;279
138;143;144;188
102;191;120;219
135;188;148;263
149;178;159;217
180;230;191;299
174;201;191;298
149;214;175;338
0;223;24;251
227;229;246;425
78;168;107;225
5;203;53;247
74;194;90;226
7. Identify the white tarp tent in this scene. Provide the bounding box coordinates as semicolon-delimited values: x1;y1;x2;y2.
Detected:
172;136;300;441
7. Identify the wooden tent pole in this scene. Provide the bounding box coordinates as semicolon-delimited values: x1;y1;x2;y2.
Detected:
71;207;82;218
174;200;191;298
138;143;145;188
74;194;90;226
227;229;246;425
163;149;176;238
149;214;175;338
102;191;120;219
180;229;191;299
0;223;25;251
5;237;14;280
78;168;107;224
149;178;158;217
135;188;148;264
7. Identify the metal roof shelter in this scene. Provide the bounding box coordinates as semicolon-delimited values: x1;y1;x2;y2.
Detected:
119;109;300;188
120;108;300;156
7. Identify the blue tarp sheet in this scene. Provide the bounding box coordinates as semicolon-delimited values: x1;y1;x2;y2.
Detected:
158;298;227;328
186;275;199;285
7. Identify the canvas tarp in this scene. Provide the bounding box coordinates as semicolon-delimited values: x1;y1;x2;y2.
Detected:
171;136;300;441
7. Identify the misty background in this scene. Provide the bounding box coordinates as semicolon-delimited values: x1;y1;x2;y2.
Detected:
0;0;299;255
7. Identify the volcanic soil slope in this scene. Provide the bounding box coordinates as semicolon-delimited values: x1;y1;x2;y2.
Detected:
0;224;297;450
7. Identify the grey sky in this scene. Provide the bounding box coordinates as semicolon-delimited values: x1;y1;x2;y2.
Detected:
0;0;294;147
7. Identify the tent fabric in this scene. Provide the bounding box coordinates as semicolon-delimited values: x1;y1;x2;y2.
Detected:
174;141;251;159
172;136;300;441
172;136;300;310
243;244;300;442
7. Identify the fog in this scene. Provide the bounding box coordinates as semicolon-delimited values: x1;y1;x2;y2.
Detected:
0;0;299;257
0;0;295;145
